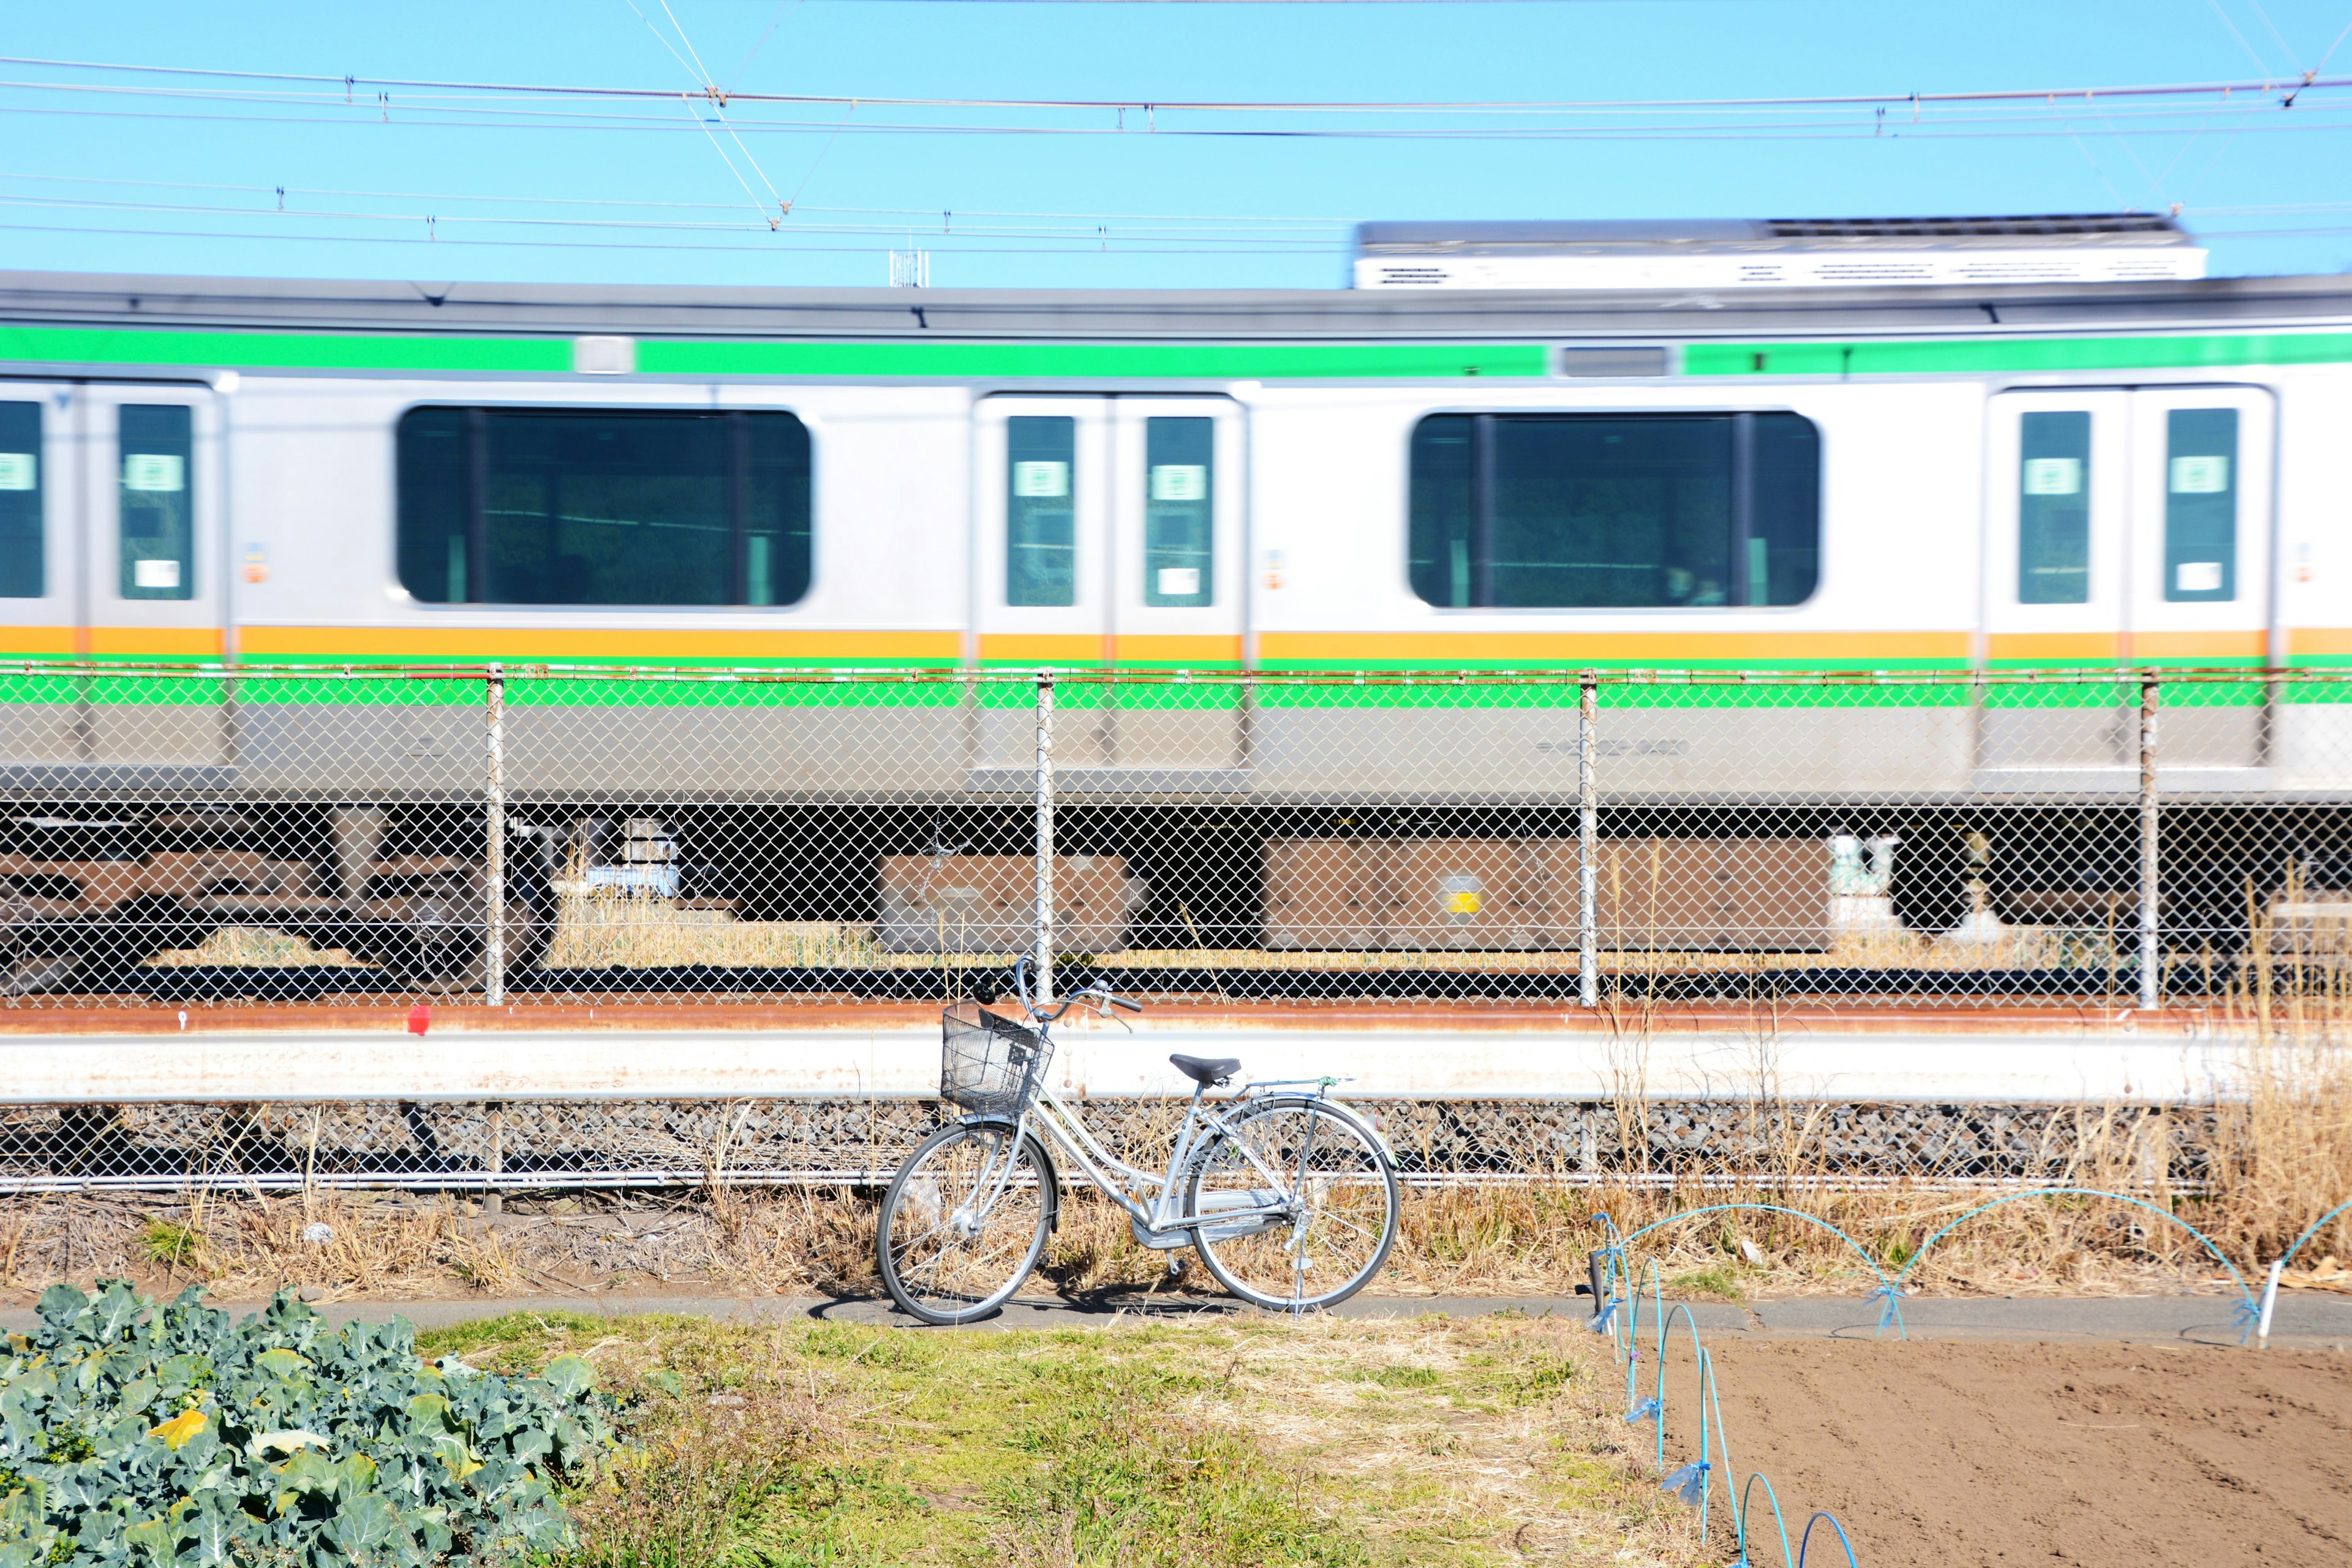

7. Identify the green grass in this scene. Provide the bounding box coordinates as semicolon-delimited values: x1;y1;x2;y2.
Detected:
412;1309;1695;1568
1660;1266;1747;1302
134;1218;203;1268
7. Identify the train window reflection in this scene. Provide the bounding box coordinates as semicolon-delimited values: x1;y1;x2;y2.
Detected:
1007;416;1076;607
2163;408;2236;603
1408;412;1819;609
396;407;812;607
120;405;194;601
2019;411;2092;605
0;402;42;599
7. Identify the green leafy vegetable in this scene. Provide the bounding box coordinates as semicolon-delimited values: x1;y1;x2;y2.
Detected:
0;1280;615;1565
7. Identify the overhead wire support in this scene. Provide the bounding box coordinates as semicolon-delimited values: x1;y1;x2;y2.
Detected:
626;0;792;229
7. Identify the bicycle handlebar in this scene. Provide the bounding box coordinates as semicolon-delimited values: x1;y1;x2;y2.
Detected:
1010;956;1143;1022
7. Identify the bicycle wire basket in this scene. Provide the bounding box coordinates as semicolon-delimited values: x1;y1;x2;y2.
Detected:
940;1002;1054;1116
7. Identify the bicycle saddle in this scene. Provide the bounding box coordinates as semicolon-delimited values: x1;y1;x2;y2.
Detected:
1169;1053;1242;1088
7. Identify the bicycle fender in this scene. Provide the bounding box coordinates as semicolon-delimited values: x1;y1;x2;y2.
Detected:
1234;1093;1399;1168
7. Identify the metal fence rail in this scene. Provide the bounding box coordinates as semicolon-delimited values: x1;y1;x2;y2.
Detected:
0;661;2345;1011
0;1096;2206;1196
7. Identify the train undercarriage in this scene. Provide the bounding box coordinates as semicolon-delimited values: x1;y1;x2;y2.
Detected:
0;798;2340;999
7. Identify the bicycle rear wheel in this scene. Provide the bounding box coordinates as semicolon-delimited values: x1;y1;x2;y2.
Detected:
1185;1096;1399;1311
877;1121;1055;1325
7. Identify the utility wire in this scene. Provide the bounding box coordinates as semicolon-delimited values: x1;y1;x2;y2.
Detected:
5;90;2351;140
2207;0;2284;78
0;190;1344;244
1;53;2343;115
13;96;2352;141
0;170;1353;227
6;216;2343;256
14;73;2352;127
0;217;1362;255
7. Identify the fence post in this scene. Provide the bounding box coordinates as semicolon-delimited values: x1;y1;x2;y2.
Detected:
1034;668;1055;1005
483;1102;503;1221
484;662;505;1009
2138;669;2160;1011
1578;671;1599;1009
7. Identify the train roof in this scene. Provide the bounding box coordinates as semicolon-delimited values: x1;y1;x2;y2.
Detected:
1350;214;2207;290
0;267;2348;342
1356;214;2196;247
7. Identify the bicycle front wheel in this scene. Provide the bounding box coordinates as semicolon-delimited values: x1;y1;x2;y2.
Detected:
877;1120;1054;1325
1185;1096;1400;1312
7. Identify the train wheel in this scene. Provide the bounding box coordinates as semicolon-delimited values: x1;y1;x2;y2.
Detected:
365;871;549;993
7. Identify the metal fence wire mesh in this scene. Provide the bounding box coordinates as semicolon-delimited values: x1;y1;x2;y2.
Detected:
0;662;2344;1008
0;1097;2218;1195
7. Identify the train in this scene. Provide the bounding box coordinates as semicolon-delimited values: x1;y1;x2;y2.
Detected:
0;213;2345;990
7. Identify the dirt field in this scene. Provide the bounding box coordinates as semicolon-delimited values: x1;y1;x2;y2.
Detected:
1702;1340;2352;1567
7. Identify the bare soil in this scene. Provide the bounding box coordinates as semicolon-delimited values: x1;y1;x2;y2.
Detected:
1702;1340;2352;1567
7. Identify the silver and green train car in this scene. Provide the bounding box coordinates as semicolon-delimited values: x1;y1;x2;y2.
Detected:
0;214;2345;986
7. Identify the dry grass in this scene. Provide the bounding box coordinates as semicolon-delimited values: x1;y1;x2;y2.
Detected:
13;897;2352;1309
429;1306;1705;1567
541;891;893;968
2199;881;2352;1268
146;925;360;967
100;899;2182;979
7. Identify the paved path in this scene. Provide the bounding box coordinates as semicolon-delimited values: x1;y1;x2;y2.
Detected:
14;1291;2347;1347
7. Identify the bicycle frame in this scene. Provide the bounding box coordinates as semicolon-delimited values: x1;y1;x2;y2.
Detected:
937;959;1372;1253
952;1064;1328;1248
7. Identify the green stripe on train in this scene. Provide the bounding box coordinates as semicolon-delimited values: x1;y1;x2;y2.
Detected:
13;320;2352;383
0;326;1545;380
1685;331;2352;377
0;677;2334;712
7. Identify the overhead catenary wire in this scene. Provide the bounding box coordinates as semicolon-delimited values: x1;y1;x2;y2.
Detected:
4;51;2350;115
16;72;2352;125
0;170;1355;228
10;94;2352;143
624;0;794;224
0;190;1350;246
2;185;2343;246
0;218;1364;257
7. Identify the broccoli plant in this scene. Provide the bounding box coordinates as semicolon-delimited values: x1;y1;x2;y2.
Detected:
0;1280;612;1565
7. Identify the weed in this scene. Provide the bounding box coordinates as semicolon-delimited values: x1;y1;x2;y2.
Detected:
1348;1364;1443;1389
1662;1265;1744;1302
134;1219;202;1270
459;1311;1701;1568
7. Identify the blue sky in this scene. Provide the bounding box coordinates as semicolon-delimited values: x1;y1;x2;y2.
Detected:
5;0;2351;289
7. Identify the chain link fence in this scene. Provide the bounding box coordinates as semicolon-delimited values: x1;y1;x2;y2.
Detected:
0;1097;2209;1195
0;662;2342;1011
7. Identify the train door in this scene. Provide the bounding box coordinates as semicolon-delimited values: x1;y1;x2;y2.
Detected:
76;384;229;769
0;386;83;771
2125;386;2274;784
1980;386;2274;790
974;394;1246;786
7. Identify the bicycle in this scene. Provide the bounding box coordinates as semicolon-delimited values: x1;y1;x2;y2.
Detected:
876;957;1403;1325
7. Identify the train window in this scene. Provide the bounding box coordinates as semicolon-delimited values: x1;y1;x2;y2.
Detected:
396;407;812;607
119;405;194;601
1143;417;1213;607
0;402;42;598
1408;412;1820;608
1007;415;1076;606
2163;407;2237;602
2018;411;2091;605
